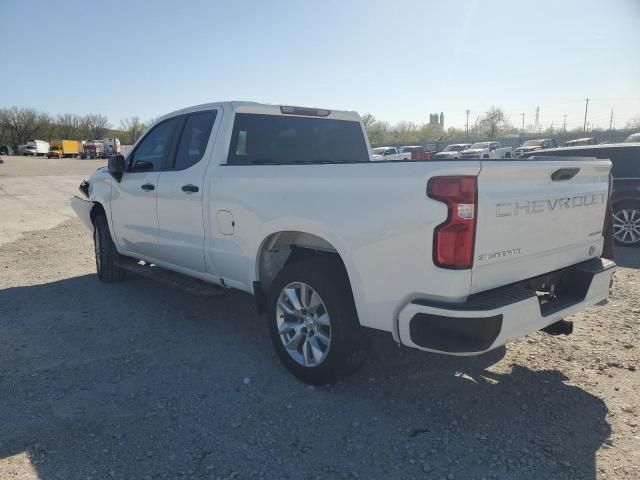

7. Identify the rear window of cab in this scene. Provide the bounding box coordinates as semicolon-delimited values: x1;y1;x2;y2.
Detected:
226;113;370;165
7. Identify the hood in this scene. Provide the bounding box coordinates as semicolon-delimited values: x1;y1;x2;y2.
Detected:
515;146;541;152
435;151;459;157
89;166;109;181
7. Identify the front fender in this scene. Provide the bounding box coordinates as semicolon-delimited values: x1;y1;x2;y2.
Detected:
70;196;93;231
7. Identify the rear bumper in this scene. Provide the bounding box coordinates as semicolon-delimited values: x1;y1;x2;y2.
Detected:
398;258;615;355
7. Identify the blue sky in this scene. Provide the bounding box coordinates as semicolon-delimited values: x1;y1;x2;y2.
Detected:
1;0;639;131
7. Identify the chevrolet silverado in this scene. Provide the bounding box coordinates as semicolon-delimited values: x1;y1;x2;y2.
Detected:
71;101;615;384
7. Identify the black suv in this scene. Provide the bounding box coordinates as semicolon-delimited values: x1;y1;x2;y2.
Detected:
524;144;640;247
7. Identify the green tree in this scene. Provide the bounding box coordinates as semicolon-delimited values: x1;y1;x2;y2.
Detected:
626;115;640;130
478;107;511;139
120;116;147;144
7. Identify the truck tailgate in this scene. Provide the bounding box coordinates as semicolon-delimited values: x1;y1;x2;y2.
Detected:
471;158;611;293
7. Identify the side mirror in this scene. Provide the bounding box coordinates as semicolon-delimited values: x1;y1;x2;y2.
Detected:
489;145;496;151
108;154;125;182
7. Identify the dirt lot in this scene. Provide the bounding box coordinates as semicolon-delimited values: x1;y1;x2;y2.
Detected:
0;158;639;479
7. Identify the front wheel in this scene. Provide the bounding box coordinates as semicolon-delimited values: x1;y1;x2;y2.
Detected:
267;256;368;385
93;214;127;281
612;201;640;247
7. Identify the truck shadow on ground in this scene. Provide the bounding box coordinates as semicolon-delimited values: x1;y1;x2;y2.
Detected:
0;274;610;480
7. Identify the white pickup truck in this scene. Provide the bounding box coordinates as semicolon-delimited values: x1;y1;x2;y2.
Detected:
71;101;615;385
458;141;513;159
371;146;407;161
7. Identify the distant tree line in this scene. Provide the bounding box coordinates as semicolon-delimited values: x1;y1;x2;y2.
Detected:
363;107;518;146
0;106;154;147
363;108;640;146
2;105;638;150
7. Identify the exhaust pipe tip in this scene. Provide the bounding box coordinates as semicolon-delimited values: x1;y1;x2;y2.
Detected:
541;319;574;336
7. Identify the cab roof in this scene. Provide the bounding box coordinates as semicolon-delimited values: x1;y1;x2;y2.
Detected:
159;101;362;122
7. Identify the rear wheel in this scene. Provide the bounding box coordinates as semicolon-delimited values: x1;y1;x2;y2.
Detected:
267;256;368;385
93;214;127;281
612;201;640;247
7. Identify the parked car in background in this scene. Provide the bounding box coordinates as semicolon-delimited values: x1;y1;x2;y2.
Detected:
47;140;80;158
103;138;121;157
0;145;14;155
513;138;557;158
399;145;432;160
432;143;471;159
71;101;615;384
458;141;512;159
24;145;37;156
371;146;406;161
524;143;640;247
564;137;598;147
624;132;640;143
26;139;50;157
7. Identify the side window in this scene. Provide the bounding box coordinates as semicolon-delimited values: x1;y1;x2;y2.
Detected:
130;117;179;172
173;111;217;170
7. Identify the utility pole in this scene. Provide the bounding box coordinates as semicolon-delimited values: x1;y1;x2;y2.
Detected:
465;109;470;137
535;106;540;133
583;98;590;132
562;114;567;135
520;113;526;134
609;108;614;132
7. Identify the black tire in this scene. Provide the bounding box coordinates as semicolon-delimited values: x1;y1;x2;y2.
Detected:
93;214;126;281
267;255;368;385
612;200;640;247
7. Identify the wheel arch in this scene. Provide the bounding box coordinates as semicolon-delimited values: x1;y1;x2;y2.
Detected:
89;201;107;224
254;230;357;315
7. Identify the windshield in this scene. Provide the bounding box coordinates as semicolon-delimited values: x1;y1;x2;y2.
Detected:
371;147;386;155
443;145;462;152
469;142;490;149
522;140;545;147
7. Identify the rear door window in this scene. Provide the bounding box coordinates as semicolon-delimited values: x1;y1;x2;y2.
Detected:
226;114;369;165
173;111;217;170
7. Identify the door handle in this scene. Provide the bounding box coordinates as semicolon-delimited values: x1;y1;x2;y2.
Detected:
551;168;580;181
141;183;155;191
181;184;199;193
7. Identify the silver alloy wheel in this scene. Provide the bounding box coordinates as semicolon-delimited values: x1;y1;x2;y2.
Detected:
613;208;640;244
276;282;332;367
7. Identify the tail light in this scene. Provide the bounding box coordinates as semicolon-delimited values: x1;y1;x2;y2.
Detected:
427;176;477;269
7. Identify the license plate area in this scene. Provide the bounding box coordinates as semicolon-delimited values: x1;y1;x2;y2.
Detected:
523;266;594;316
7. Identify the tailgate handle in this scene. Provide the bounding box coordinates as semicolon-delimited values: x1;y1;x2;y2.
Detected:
551;168;580;181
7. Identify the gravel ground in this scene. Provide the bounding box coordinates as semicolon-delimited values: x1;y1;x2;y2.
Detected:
0;218;638;480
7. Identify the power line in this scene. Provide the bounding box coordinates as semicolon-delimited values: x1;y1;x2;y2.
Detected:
465;109;470;137
609;108;614;132
583;98;590;132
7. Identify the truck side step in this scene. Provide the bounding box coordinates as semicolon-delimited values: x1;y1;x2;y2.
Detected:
114;258;227;297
